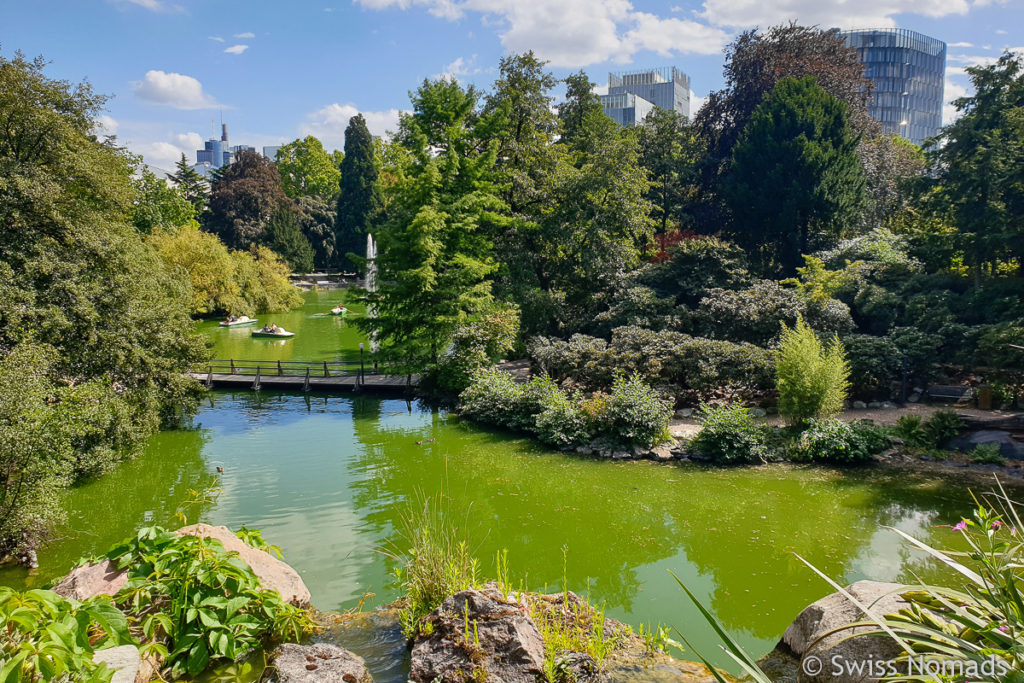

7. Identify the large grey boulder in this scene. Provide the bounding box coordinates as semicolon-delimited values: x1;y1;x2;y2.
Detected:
52;559;129;601
951;430;1024;460
779;580;909;683
261;643;371;683
93;645;140;683
409;585;546;683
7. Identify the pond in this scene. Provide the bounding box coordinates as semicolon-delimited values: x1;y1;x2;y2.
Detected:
0;391;991;680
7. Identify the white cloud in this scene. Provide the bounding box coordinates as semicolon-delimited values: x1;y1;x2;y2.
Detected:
996;29;1008;34
132;131;203;171
354;0;728;66
591;81;609;95
234;31;256;38
689;89;707;116
224;44;249;54
208;35;224;42
699;0;969;30
433;55;484;80
134;70;224;109
948;41;973;47
943;74;968;124
299;103;403;152
93;114;120;137
111;0;180;12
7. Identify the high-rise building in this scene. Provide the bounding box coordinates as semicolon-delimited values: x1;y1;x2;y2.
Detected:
262;145;281;160
600;66;690;126
840;28;946;145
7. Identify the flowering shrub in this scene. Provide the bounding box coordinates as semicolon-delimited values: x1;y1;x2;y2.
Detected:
689;403;767;464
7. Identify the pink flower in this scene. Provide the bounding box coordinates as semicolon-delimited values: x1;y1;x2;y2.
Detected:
999;624;1009;632
954;520;968;531
993;520;1003;530
1013;526;1018;537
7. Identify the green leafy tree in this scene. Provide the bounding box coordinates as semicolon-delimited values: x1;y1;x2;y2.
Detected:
775;316;850;426
170;153;208;213
296;195;337;269
725;76;864;275
558;71;603;146
636;108;705;233
336;113;379;269
0;51;206;553
265;206;314;272
364;79;503;373
132;167;195;233
275;135;341;199
924;52;1024;286
205;149;293;248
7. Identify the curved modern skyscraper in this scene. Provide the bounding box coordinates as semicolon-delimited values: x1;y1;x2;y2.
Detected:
840;28;946;145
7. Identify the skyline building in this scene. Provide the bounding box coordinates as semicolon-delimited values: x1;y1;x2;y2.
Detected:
840;28;946;145
600;66;691;126
191;124;278;177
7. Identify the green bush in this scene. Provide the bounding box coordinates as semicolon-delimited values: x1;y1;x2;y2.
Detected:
892;414;926;446
458;367;524;429
534;391;592;449
795;419;878;463
689;403;767;464
922;409;964;449
775;317;850;426
638;236;751;307
599;374;673;448
842;334;901;398
970;443;1005;465
423;306;520;396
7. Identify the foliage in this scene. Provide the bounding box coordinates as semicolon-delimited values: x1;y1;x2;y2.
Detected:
775;317;850;426
891;410;964;450
638;236;750;308
274;135;341;199
841;334;901;398
422;305;520;396
599;374;673;449
0;52;207;554
295;195;337;269
265;206;314;273
533;389;592;449
636;108;705;233
382;493;480;638
590;286;684;336
205;150;294;249
971;443;1005;465
0;587;133;683
458;368;525;430
529;589;615;680
857;134;926;233
147;224;302;316
794;419;878;463
132;168;195;234
725;76;865;275
336;114;379;269
103;526;316;679
170;154;208;214
695;280;854;346
690;403;767;464
557;71;603;146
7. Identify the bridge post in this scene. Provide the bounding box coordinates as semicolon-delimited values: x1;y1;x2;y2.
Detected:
230;359;236;375
206;367;213;388
303;368;311;392
277;360;282;376
323;361;329;378
252;366;261;391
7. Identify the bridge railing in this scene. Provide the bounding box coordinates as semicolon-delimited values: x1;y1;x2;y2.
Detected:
197;358;386;378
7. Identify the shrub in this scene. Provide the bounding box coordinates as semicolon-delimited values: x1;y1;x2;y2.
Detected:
971;443;1005;465
775;317;850;426
598;374;673;448
922;409;964;449
892;414;926;446
534;391;592;449
842;334;901;398
689;403;767;464
424;306;520;396
795;419;876;463
458;367;524;429
590;285;685;336
638;236;751;307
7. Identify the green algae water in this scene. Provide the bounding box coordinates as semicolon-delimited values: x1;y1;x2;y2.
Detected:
0;391;993;680
195;289;369;362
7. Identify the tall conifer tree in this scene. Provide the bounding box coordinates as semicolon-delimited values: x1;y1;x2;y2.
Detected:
335;114;378;269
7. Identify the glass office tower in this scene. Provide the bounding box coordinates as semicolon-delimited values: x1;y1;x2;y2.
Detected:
840;28;946;145
600;66;690;126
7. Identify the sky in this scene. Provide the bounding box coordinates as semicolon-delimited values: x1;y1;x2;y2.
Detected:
2;0;1022;173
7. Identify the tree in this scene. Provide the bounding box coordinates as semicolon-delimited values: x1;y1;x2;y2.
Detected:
558;71;603;146
636;108;705;233
265;206;314;272
336;114;379;269
205;149;293;248
725;76;864;275
0;52;206;553
775;317;850;426
857;134;926;233
924;52;1024;286
296;195;337;269
275;136;341;199
132;167;195;233
170;154;208;213
696;24;873;162
364;78;502;373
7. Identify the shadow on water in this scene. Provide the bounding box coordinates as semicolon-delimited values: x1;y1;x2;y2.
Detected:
0;390;1008;679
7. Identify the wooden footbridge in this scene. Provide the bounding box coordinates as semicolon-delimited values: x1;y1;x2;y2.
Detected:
188;359;416;394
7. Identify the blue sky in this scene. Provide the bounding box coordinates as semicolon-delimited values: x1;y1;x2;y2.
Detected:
2;0;1022;172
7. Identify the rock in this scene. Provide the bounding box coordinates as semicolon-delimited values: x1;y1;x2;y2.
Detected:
176;524;311;607
576;445;592;454
52;559;129;601
867;401;882;409
611;450;632;460
778;580;910;683
674;408;694;418
261;643;371;683
907;391;922;403
555;652;603;682
93;645;140;683
950;430;1024;460
409;586;546;683
750;407;767;418
650;445;675;462
766;407;778;415
852;401;867;409
881;402;895;409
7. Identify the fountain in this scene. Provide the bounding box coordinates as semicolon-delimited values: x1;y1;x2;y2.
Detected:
366;234;379;355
